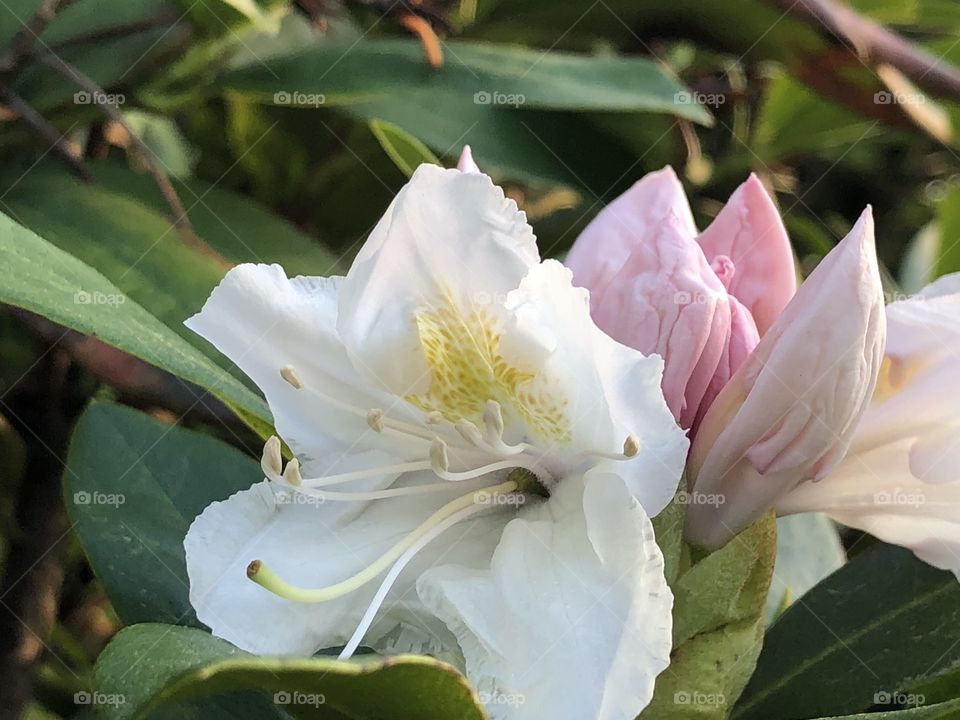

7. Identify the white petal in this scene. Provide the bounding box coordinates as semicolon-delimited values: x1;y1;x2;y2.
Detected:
185;477;505;655
779;440;960;578
184;264;428;469
416;474;673;720
337;165;539;396
501;260;688;515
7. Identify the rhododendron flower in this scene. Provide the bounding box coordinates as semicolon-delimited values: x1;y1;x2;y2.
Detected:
778;274;960;577
566;167;794;430
183;165;688;720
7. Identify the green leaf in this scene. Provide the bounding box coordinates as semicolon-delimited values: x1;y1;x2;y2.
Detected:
810;698;960;719
0;211;270;426
733;545;960;720
369;119;440;177
8;0;183;112
641;513;777;719
122;111;198;179
95;624;487;720
766;513;845;623
221;39;711;121
84;161;340;276
64;401;263;626
935;185;960;279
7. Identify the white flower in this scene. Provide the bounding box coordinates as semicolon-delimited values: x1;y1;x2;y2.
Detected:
183;165;688;720
778;274;960;577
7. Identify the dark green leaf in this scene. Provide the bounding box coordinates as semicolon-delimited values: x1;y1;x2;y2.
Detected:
221;39;711;120
734;546;960;720
64;401;263;626
95;624;487;720
0;213;270;426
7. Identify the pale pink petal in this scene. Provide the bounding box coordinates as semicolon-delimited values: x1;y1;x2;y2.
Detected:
588;212;731;428
697;174;796;335
686;208;886;548
567;166;696;307
457;145;481;174
692;295;760;434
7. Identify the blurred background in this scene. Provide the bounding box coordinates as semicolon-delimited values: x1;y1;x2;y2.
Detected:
2;0;960;717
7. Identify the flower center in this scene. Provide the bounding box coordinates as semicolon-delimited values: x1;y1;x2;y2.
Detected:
407;296;571;443
251;368;641;659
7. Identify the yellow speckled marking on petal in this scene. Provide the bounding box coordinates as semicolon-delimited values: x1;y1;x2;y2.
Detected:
873;355;925;404
406;298;570;443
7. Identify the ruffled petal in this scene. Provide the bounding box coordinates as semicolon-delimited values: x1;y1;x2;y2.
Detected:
499;260;688;515
185;477;505;656
184;264;426;469
416;474;673;720
337;164;538;396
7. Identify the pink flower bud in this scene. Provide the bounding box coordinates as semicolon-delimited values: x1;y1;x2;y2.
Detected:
685;208;886;548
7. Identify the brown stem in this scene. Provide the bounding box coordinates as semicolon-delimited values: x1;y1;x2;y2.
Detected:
768;0;960;101
0;88;91;180
0;350;75;719
0;0;78;79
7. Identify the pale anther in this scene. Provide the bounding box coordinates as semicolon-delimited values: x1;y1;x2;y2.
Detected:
425;411;444;425
455;419;485;447
623;435;641;458
430;436;449;472
261;436;283;478
280;365;303;389
483;399;505;438
367;408;385;432
283;457;303;486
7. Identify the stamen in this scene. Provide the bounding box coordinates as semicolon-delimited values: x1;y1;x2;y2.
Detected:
623;435;641;458
280;365;303;389
261;436;283;479
367;408;385;432
455;419;485;447
434;456;541;483
283;457;303;486
338;502;489;660
246;479;518;603
425;411;444;425
483;400;504;439
430;437;449;472
297;460;433;488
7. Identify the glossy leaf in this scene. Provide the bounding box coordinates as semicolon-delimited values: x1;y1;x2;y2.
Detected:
0;212;270;425
734;545;960;720
63;401;264;626
95;624;487;720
